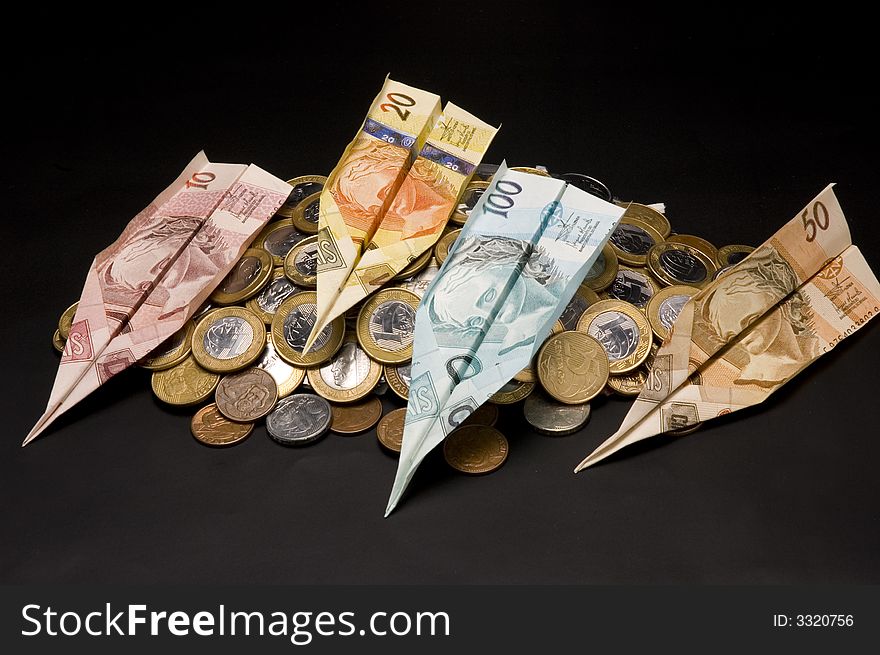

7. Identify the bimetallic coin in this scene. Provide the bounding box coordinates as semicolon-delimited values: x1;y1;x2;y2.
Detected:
356;288;419;364
607;369;647;397
254;333;305;398
307;335;382;403
443;425;509;475
450;181;489;226
376;407;406;453
582;243;619;292
717;244;755;267
215;367;278;422
283;235;319;287
266;393;332;446
52;329;65;353
489;380;535;404
140;321;195;371
246;268;302;324
513;358;537;383
666;234;719;266
258;221;309;267
210;248;273;305
329;396;384;435
509;166;552;177
473;162;499;182
620;202;671;239
191;307;267;374
556;173;613;202
576;299;653;374
713;264;736;280
151;355;220;406
190;404;253;447
398;257;440;298
607;265;659;308
645;285;699;342
537;332;609;404
384;362;411;400
276;175;326;218
559;284;600;330
523;390;591;435
434;228;461;265
608;216;664;267
57;301;78;340
291;191;321;234
461;402;499;428
647;242;717;288
271;291;345;367
392;247;433;281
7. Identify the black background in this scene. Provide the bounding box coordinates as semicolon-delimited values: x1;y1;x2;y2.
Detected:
2;6;878;585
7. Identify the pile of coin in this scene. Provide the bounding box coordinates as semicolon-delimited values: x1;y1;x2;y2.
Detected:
51;166;753;473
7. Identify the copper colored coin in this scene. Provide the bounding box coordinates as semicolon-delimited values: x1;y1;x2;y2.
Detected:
443;425;509;475
330;396;384;435
462;402;499;428
376;407;407;453
190;404;253;447
215;367;278;422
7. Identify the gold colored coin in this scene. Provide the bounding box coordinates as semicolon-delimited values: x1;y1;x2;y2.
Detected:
717;244;755;267
190;403;253;447
666;234;719;266
257;221;309;267
576;299;653;374
356;288;420;364
647;242;717;288
559;283;601;330
443;425;509;474
52;329;65;353
377;407;407;453
606;264;661;308
489;380;535;404
151;355;220;406
513;360;537;383
509;166;552;177
450;181;489;226
57;301;78;340
582;243;619;292
461;402;499;428
254;333;305;398
384;362;412;400
620;202;671;238
434;228;461;264
215;367;278;422
271;291;345;367
607;369;647;397
246;268;302;324
329;396;384;435
307;334;383;403
276;175;326;218
291;191;321;234
608;216;664;267
140;321;196;371
645;285;699;342
191;307;267;374
392;247;433;281
537;332;609;404
210;248;273;305
283;235;319;287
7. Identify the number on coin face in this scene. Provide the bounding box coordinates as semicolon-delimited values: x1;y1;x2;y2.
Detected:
220;256;262;294
658;249;707;284
295;247;318;277
368;301;416;352
203;317;254;360
586;311;640;361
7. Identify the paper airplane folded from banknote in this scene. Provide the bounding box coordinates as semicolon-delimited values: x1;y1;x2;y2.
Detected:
386;163;626;515
303;77;498;353
24;151;291;446
575;184;880;471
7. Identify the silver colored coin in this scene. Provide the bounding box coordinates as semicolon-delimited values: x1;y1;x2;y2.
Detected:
523;390;591;436
400;259;440;297
658;249;708;284
318;341;372;391
556;172;613;201
266;393;332;446
282;303;330;352
586;311;640;362
658;295;690;330
368;300;416;353
263;225;307;258
203;317;254;360
256;276;301;314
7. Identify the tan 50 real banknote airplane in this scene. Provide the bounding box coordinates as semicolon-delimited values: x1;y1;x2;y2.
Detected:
24;152;291;446
575;185;880;471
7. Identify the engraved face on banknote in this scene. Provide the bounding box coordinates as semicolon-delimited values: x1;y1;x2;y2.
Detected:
586;311;639;361
221;256;262;294
203;317;254;360
381;157;458;239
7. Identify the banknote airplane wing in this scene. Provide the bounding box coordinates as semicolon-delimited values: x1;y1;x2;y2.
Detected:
386;165;625;515
575;184;859;471
25;153;290;446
